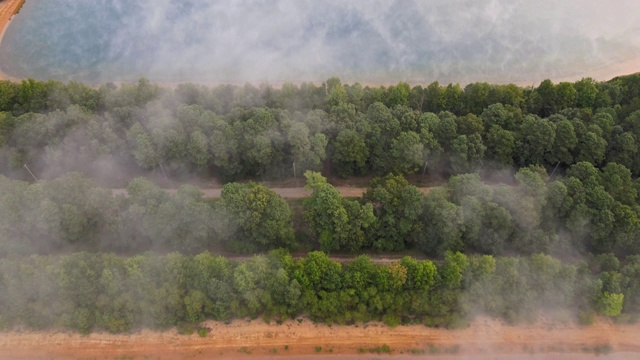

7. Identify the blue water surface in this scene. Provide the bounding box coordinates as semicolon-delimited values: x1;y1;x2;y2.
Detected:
1;0;639;84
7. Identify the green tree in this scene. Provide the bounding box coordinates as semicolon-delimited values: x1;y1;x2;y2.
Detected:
127;123;160;170
220;182;295;252
555;82;577;109
516;115;555;166
333;129;369;178
601;162;637;205
387;82;410;107
598;292;624;317
389;131;424;174
574;78;599;109
481;103;522;132
303;172;375;253
288;122;328;174
424;81;445;112
485;125;515;167
606;130;638;174
535;79;557;117
575;131;607;166
420;188;464;256
546;119;577;166
363;174;425;251
450;134;486;174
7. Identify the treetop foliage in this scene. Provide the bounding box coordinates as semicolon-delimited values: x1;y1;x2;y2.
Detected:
1;74;640;182
0;251;636;333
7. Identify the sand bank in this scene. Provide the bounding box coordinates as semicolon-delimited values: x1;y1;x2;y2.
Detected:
0;316;639;359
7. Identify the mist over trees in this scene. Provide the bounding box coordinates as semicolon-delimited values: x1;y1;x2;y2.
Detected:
0;251;636;333
1;164;638;260
1;74;640;333
1;75;640;182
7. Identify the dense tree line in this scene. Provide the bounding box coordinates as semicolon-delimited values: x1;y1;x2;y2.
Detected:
1;166;638;259
0;251;635;333
1;75;640;181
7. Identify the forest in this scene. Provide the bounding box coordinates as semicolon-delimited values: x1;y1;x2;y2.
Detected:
1;74;640;333
0;75;639;181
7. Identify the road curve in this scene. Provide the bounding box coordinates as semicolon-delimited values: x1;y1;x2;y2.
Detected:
111;186;432;199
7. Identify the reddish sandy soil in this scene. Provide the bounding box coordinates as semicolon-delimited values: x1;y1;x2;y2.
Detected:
0;316;639;359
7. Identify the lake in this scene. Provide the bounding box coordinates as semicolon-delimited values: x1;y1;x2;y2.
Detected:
1;0;639;85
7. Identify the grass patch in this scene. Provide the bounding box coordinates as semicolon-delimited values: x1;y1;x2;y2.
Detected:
177;324;195;335
446;344;461;354
197;326;210;337
284;345;289;350
238;346;252;354
614;313;640;324
314;346;322;353
357;344;392;354
578;310;596;326
582;344;614;355
428;343;440;354
593;344;614;355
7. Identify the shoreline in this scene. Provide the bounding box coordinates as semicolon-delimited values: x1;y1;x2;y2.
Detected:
0;317;639;359
110;56;640;89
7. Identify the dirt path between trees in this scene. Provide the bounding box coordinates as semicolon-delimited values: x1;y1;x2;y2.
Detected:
111;186;433;199
1;316;639;359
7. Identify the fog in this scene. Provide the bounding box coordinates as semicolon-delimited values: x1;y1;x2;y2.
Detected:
1;0;639;84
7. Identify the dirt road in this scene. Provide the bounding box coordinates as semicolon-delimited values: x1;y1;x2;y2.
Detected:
1;316;639;359
111;186;432;199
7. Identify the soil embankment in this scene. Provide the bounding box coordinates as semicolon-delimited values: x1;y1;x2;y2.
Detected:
0;317;639;359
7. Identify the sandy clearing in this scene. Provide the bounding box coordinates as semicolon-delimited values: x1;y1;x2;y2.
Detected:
0;316;638;359
0;0;23;81
111;186;432;199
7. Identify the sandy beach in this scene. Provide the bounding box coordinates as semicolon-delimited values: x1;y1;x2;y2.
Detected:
0;316;638;359
0;0;23;81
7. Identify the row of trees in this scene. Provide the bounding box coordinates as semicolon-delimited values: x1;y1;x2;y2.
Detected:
1;162;638;258
2;75;639;119
1;75;640;181
304;162;640;257
0;173;295;256
0;250;635;333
